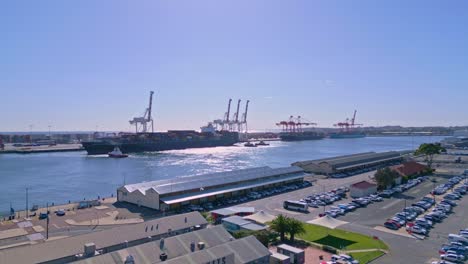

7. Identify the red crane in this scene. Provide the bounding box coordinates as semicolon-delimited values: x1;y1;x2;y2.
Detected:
333;110;363;132
276;116;317;133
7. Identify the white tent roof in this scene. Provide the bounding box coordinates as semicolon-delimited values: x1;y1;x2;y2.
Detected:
306;216;348;229
243;210;276;224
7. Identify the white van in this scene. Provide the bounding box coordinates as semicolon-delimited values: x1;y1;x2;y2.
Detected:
448;234;468;244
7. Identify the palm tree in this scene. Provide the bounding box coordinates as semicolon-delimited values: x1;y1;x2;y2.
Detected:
270;214;289;242
287;218;305;243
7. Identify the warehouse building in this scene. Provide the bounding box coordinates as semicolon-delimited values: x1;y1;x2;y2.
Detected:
0;212;207;264
118;166;306;211
73;225;271;264
292;151;403;176
350;181;378;198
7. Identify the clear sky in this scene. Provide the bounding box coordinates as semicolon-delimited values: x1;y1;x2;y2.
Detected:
1;1;467;132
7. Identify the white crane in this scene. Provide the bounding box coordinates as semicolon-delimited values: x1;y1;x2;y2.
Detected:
129;91;154;133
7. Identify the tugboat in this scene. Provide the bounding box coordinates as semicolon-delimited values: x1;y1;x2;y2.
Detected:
244;142;257;147
255;141;269;146
108;147;128;158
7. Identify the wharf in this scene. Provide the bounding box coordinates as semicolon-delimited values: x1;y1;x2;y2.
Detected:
0;144;84;154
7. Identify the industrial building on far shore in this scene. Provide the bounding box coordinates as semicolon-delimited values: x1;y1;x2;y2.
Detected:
292;151;405;176
117;166;307;210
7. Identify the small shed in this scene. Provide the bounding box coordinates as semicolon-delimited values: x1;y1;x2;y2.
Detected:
350;181;377;198
222;216;267;233
277;244;305;264
270;252;290;264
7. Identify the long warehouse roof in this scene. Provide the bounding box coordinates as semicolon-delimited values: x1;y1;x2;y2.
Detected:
121;166;304;195
161;172;306;204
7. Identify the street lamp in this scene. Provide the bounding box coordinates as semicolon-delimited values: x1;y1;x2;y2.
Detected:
25;187;29;219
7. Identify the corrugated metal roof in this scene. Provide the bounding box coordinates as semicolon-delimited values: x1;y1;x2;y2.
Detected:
73;227;270;264
295;151;402;170
223;216;252;226
122;166;304;196
0;212;207;264
160;172;306;204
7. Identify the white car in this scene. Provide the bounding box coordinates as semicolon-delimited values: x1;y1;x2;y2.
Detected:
441;253;464;262
406;225;427;235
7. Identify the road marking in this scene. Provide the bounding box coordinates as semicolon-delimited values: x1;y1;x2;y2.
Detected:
409;189;421;194
381;199;401;210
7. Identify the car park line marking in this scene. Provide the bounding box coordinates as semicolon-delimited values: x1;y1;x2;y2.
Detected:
381;199;401;210
409;189;421;194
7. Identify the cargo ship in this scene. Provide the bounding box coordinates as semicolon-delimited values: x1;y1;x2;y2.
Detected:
82;130;239;155
330;110;366;139
280;131;325;141
82;92;240;155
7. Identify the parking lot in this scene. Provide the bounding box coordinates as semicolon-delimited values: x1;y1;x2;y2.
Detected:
235;170;467;264
237;171;375;222
338;176;468;264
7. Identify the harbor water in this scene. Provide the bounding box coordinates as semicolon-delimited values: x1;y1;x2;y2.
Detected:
0;136;444;214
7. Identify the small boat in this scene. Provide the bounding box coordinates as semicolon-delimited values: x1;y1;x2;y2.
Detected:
244;142;257;147
255;141;269;146
108;147;128;158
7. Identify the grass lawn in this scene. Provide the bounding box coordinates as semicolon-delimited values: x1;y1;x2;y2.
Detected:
350;251;385;264
298;223;388;251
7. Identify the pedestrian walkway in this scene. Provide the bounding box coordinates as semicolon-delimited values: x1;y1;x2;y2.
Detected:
0;228;28;240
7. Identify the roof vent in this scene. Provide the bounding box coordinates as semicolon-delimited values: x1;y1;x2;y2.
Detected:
160;252;168;261
124;255;135;264
190;241;195;252
197;242;205;250
84;243;96;257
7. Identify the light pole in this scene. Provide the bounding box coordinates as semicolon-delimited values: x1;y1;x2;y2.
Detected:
25;187;29;219
46;202;49;240
48;125;52;138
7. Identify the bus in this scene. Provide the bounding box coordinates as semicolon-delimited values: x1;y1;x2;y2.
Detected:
283;200;308;212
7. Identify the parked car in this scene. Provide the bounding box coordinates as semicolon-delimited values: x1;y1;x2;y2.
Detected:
384;221;399;230
56;209;66;216
440;253;465;262
406;225;428;235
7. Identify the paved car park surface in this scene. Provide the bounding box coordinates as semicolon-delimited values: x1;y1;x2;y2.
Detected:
339;176;468;264
237;171;467;264
239;171;376;222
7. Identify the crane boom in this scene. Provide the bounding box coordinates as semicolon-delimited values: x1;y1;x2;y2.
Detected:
243;100;249;123
234;99;241;122
147;91;154;122
226;99;232;122
351;110;357;126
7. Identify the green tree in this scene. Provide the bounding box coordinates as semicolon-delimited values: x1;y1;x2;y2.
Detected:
414;143;446;169
270;214;289;242
374;168;398;190
287;217;305;243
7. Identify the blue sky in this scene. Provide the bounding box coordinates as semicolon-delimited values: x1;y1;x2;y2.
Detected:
1;1;467;132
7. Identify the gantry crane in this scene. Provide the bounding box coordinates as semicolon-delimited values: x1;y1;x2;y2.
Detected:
129;91;154;133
